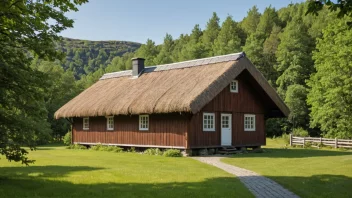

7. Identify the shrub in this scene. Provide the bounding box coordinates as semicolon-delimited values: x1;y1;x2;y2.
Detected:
91;144;103;151
144;148;163;156
293;127;309;137
282;133;290;144
90;144;124;153
63;131;72;145
304;141;312;148
128;147;136;153
163;149;182;157
111;146;123;153
67;144;87;150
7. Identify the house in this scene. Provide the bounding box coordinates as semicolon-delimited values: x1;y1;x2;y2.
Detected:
55;52;289;152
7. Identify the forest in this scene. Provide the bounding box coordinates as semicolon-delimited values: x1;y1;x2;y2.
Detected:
5;1;352;151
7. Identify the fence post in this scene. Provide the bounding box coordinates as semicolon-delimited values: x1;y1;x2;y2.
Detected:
320;137;322;148
303;137;305;148
335;138;338;149
290;134;292;146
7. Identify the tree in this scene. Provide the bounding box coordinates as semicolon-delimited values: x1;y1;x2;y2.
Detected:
154;34;174;64
307;0;352;23
285;85;309;128
33;61;80;139
262;25;282;85
243;7;279;81
240;6;261;35
307;17;352;138
275;17;314;97
0;0;87;164
136;39;159;66
170;34;190;62
180;24;207;60
202;12;220;56
213;16;242;55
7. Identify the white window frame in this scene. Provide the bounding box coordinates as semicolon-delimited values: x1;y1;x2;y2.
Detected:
244;114;256;131
106;116;114;131
203;113;215;132
83;117;89;130
139;115;149;131
230;80;238;93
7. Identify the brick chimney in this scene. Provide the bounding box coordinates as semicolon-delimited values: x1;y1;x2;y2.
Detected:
131;58;145;78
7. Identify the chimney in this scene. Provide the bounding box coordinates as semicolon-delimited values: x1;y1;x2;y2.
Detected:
131;58;145;78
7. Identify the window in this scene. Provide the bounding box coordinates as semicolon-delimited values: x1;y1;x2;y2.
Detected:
222;115;229;128
83;117;89;130
244;114;256;131
230;80;238;93
203;113;215;131
106;116;114;130
139;115;149;130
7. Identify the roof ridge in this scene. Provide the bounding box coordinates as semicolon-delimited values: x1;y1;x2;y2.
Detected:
100;52;245;80
155;52;244;67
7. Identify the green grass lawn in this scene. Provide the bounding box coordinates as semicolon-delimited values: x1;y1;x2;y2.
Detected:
0;145;253;198
222;138;352;198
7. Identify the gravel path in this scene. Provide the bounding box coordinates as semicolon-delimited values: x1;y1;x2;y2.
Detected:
193;156;300;198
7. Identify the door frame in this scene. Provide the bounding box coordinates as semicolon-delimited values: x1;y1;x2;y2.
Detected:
221;113;232;146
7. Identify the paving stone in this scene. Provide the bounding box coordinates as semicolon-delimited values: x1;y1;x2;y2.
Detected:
193;157;300;198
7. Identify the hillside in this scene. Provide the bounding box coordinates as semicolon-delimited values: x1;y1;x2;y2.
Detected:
58;38;141;78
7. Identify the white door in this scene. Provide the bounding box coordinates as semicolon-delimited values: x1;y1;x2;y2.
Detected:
221;114;232;146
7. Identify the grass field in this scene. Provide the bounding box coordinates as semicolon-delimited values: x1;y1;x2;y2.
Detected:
0;145;253;198
222;138;352;198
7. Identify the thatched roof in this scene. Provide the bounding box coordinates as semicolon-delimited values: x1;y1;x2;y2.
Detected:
55;52;289;118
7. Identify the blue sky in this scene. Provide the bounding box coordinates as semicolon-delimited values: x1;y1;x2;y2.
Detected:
61;0;304;44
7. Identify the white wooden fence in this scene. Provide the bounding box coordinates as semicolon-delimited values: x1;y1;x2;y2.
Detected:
290;134;352;149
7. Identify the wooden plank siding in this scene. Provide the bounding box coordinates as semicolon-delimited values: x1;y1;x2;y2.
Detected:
73;113;188;148
188;70;267;148
72;70;274;149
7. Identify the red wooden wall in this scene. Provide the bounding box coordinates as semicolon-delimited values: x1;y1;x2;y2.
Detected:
72;70;277;149
73;113;188;148
188;70;268;148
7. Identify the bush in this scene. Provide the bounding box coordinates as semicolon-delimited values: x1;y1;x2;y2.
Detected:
91;144;123;152
304;141;312;148
128;147;136;153
111;146;123;153
66;144;87;150
293;127;309;137
144;148;163;156
63;131;72;145
91;143;103;151
282;133;290;144
163;149;182;157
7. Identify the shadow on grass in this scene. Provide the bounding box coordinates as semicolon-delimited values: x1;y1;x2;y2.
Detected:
0;166;104;178
0;165;250;198
225;148;352;158
35;143;66;150
0;165;351;198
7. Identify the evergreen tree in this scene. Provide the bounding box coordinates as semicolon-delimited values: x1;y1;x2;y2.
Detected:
202;12;220;56
240;6;261;35
171;34;190;62
256;6;280;38
213;16;241;55
275;17;313;97
262;25;282;85
243;7;279;81
180;24;207;60
154;33;175;64
307;17;352;138
136;39;159;66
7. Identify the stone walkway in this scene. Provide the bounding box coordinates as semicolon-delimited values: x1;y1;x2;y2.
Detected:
193;156;299;198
